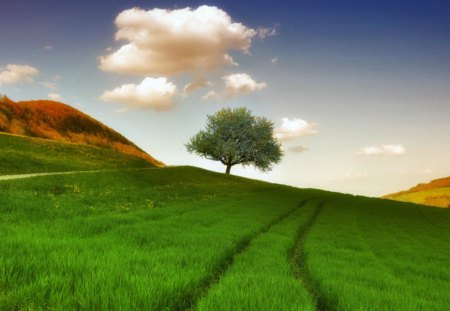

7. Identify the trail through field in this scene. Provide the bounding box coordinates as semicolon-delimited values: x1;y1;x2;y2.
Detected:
0;167;155;181
173;200;309;310
290;200;335;311
192;198;340;311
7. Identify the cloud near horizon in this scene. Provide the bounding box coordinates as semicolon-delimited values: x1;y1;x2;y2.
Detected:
358;144;406;156
99;6;259;76
100;77;177;111
274;118;318;141
0;64;39;85
48;93;63;101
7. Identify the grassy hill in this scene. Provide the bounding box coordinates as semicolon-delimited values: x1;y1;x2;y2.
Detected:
0;132;155;175
1;136;449;310
0;96;163;166
384;176;450;208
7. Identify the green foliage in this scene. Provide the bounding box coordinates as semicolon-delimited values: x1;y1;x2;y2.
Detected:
0;132;154;175
186;107;283;174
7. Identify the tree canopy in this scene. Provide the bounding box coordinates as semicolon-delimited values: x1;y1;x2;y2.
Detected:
186;107;283;174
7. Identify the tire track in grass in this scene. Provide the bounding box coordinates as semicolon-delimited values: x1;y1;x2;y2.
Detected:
290;199;336;311
171;199;311;311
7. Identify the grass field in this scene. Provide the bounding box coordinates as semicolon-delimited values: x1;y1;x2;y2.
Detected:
0;132;154;175
1;135;449;310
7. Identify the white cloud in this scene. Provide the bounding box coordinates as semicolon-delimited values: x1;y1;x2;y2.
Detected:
358;144;406;156
40;81;57;90
201;90;219;100
99;6;259;76
223;73;267;96
44;46;53;50
274;118;318;141
270;57;278;64
100;77;177;111
287;145;309;153
257;26;277;38
48;93;63;101
0;64;39;85
183;78;212;95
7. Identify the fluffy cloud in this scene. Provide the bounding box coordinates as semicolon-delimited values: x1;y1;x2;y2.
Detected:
99;6;258;75
48;93;63;101
183;78;212;95
274;118;318;141
0;64;39;85
100;77;177;111
358;144;406;156
287;145;309;153
223;73;267;96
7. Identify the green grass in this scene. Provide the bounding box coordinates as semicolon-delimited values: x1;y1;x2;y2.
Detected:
0;167;321;310
1;134;450;310
0;132;154;175
304;197;450;310
195;200;323;311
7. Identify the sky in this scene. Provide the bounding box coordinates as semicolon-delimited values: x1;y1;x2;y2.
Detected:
1;0;449;196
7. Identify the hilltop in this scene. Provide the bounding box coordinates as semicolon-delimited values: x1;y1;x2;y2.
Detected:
0;96;163;166
384;176;450;208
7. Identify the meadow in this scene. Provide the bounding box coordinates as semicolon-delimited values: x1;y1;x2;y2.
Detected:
1;136;449;310
0;132;154;175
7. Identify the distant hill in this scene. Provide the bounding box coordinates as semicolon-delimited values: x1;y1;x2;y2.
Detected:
0;96;163;166
384;176;450;208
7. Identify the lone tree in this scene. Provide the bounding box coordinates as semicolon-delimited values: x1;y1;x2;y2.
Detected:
186;107;283;175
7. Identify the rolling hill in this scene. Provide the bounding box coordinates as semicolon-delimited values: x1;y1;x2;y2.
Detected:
384;176;450;208
1;132;449;310
0;95;163;166
0;132;155;175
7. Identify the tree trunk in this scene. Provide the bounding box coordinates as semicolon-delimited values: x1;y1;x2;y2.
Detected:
225;163;232;175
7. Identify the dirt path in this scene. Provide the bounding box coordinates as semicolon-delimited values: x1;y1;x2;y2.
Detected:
0;168;156;181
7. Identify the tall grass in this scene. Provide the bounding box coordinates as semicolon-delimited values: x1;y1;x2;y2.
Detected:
304;197;450;310
1;166;449;310
195;200;321;311
0;167;315;310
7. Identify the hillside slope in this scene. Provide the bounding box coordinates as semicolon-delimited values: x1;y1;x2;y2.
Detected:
1;166;449;310
0;132;155;175
384;176;450;208
0;96;163;166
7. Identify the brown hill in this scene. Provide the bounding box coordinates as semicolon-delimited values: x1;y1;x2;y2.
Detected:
0;96;163;166
383;176;450;208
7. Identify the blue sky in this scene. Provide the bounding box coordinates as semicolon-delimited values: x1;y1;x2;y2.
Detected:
1;0;450;196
